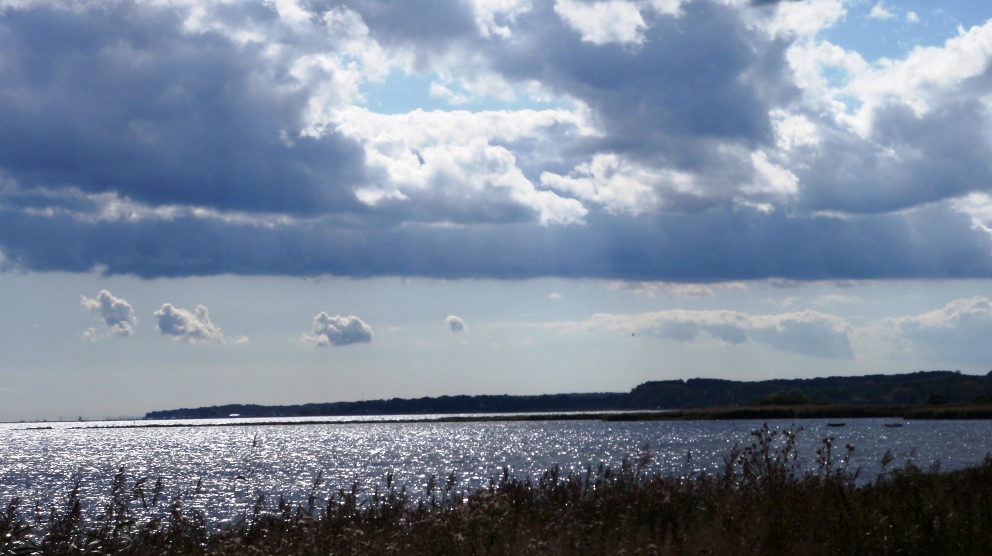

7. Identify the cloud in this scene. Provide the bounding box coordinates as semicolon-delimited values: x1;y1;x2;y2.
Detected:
553;307;853;359
470;0;534;38
868;2;895;21
446;315;468;332
302;313;373;346
80;290;136;337
0;0;991;282
816;294;861;305
608;280;747;297
784;19;992;215
153;303;244;344
0;0;373;217
554;0;648;46
2;197;991;281
868;297;992;363
333;107;590;225
540;154;687;215
491;0;795;203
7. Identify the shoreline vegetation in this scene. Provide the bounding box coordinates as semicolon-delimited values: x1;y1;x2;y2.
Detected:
3;425;992;555
140;370;992;422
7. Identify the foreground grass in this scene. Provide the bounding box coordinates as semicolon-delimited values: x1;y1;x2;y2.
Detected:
4;426;992;555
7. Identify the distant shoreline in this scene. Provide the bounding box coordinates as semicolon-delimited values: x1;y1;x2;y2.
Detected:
54;403;992;430
139;370;992;422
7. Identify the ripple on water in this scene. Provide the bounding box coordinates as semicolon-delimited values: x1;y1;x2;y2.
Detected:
1;418;991;520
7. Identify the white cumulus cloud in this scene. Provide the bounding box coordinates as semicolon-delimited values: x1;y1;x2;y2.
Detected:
81;290;136;338
763;0;846;38
470;0;534;38
446;315;468;332
868;1;895;21
334;106;591;225
153;303;245;344
302;313;373;346
554;0;647;46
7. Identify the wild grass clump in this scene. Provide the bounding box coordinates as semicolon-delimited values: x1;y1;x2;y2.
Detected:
4;425;992;555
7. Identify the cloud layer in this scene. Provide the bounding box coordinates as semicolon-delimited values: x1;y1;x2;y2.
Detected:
302;313;373;346
552;295;992;363
868;297;992;363
1;0;991;280
555;307;854;359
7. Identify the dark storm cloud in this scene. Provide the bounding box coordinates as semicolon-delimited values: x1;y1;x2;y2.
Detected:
343;0;477;46
798;100;992;214
0;2;367;216
1;203;990;280
326;0;803;213
489;1;795;169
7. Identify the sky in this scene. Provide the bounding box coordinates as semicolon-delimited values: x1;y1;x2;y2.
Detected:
2;0;992;421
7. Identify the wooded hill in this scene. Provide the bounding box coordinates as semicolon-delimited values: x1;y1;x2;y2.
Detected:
628;370;992;409
144;370;992;419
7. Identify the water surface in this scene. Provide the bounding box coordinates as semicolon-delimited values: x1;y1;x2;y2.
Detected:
2;416;990;521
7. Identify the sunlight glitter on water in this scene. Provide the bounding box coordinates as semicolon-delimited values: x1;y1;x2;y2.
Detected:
2;418;991;521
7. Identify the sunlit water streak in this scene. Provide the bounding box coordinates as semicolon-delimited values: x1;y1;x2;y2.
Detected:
2;416;991;522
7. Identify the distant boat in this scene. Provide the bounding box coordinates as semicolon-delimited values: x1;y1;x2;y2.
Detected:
827;422;845;427
883;423;903;428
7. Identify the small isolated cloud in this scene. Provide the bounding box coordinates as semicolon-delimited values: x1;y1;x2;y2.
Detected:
154;303;245;344
549;293;562;299
302;313;373;346
552;308;853;359
429;82;470;105
869;1;895;20
906;11;919;23
446;315;468;333
80;290;136;338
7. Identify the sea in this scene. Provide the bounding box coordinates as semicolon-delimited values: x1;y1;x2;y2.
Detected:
2;415;991;523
